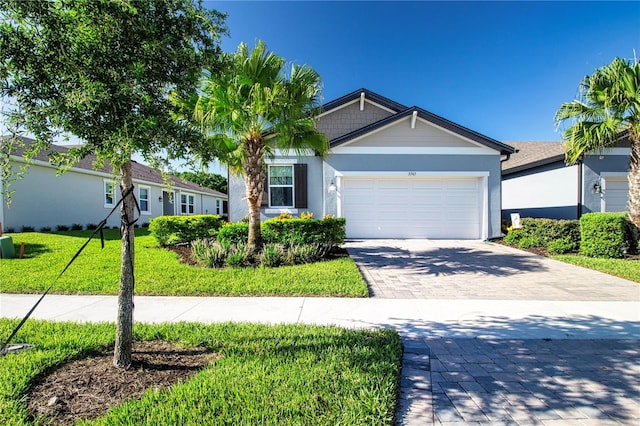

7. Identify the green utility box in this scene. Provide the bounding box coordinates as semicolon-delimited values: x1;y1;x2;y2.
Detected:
0;235;15;259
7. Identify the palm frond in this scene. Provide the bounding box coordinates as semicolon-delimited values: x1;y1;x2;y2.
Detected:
556;56;640;163
563;118;622;164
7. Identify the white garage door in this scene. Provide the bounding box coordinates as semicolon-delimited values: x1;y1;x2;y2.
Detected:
341;177;482;239
604;177;629;212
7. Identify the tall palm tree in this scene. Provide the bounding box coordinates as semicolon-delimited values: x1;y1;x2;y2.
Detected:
194;41;328;248
555;56;640;227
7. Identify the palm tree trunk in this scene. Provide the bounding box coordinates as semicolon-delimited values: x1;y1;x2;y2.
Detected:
243;137;266;250
628;137;640;231
113;159;135;368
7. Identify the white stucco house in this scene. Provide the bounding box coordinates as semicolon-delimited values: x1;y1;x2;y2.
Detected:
229;88;516;239
1;137;227;232
501;134;631;221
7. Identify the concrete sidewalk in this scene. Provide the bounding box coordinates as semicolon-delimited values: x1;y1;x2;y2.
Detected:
2;294;639;340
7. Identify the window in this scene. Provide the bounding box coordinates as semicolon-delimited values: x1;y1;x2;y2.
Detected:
139;186;150;213
180;193;195;214
269;165;294;207
104;181;115;207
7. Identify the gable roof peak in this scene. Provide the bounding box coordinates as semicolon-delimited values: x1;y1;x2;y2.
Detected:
322;88;407;113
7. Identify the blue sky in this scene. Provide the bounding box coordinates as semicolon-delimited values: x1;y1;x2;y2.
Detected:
210;1;639;142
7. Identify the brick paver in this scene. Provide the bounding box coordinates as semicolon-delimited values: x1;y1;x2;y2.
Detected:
345;240;640;425
397;338;640;426
346;239;640;301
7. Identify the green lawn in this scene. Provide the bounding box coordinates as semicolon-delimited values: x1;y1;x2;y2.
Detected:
0;319;402;425
552;254;640;283
0;230;368;297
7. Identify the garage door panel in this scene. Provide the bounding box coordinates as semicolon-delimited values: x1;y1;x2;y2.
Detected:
446;200;478;210
604;178;629;212
341;177;482;239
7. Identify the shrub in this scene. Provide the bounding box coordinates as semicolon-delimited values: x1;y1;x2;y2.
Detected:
517;236;542;249
217;223;249;246
56;225;69;231
580;213;629;258
21;225;35;232
275;212;293;220
300;211;313;220
225;243;252;268
40;226;52;232
85;223;99;231
285;243;329;265
503;218;580;253
4;227;15;233
261;217;346;248
192;239;228;268
259;243;286;267
503;229;523;246
547;236;578;254
71;223;83;231
149;215;224;246
322;217;347;247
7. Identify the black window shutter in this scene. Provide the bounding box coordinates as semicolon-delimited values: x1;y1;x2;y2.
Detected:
294;164;307;209
261;174;269;207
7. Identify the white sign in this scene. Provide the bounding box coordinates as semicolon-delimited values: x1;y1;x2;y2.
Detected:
510;213;522;229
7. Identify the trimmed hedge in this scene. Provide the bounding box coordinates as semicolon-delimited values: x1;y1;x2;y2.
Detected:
579;212;635;258
262;217;346;247
149;215;225;246
503;218;580;254
217;223;249;246
217;217;347;248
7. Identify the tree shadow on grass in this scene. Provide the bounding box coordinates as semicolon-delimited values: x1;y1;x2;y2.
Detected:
11;243;51;259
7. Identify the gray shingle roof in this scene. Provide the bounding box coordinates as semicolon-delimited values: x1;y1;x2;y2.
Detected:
502;133;632;176
501;141;566;175
4;136;226;198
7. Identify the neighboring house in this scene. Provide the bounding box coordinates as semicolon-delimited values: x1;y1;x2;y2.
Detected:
501;135;631;221
229;88;516;239
0;137;227;232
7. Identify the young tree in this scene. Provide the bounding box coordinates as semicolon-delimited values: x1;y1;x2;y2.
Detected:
192;41;328;249
555;57;640;227
0;0;226;367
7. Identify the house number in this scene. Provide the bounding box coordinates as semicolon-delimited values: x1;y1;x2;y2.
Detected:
408;172;417;176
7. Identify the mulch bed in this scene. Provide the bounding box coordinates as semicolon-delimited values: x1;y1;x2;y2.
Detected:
169;243;198;265
27;340;216;425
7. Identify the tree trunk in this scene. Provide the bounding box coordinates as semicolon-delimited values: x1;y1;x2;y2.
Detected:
113;159;135;368
243;137;266;250
628;136;640;230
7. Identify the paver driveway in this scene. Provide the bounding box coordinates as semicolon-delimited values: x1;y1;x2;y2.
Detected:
346;239;640;300
345;239;640;425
